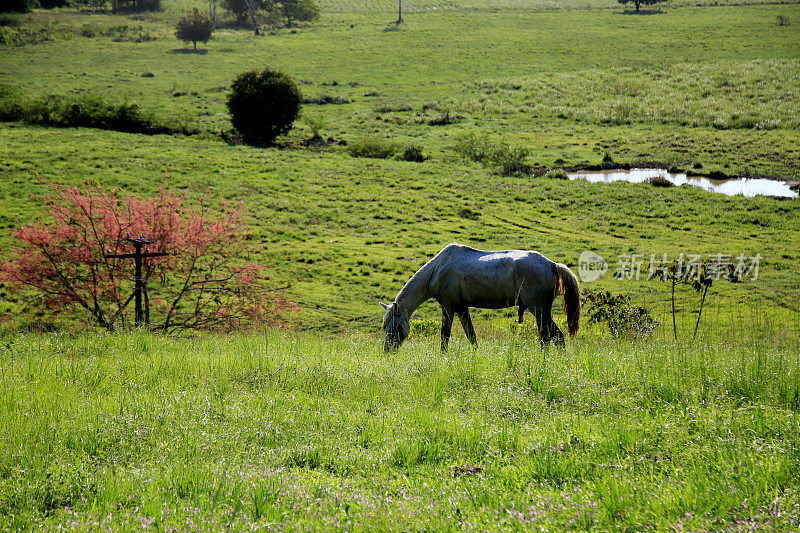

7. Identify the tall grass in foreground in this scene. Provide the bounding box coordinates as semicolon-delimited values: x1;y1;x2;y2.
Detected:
0;330;798;530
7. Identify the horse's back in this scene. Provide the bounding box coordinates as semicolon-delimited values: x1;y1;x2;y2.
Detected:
439;244;552;276
430;244;556;308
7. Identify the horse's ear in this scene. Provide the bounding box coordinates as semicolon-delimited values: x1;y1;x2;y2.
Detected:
380;302;389;310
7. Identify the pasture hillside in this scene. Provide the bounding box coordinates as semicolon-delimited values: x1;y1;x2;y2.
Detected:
0;1;799;332
2;123;800;333
2;2;800;530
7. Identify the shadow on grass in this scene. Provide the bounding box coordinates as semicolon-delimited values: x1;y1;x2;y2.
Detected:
619;9;666;15
168;48;209;55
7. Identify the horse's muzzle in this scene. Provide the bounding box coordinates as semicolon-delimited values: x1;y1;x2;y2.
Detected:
384;340;399;353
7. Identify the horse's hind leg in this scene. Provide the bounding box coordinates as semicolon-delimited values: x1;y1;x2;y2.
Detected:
517;303;527;324
548;322;565;347
457;307;477;345
531;303;565;347
540;304;565;347
440;306;455;352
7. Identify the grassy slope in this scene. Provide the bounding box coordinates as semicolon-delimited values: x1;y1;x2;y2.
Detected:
1;332;799;530
2;123;800;333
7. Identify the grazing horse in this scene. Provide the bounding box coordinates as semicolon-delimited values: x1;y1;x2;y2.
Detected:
381;243;581;352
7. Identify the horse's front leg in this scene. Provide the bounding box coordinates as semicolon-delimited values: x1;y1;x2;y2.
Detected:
440;306;455;352
533;307;554;346
457;307;477;345
550;326;566;347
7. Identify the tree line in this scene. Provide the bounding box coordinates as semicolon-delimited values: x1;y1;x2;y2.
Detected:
218;0;320;31
2;0;321;28
1;0;162;14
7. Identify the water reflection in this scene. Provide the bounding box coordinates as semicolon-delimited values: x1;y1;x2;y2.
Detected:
567;169;798;198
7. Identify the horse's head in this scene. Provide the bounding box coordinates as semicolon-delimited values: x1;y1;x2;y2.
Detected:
380;301;409;352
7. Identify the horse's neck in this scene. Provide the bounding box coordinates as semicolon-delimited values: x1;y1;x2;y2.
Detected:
395;256;436;314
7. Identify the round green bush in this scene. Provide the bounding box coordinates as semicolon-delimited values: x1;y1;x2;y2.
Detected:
227;68;302;146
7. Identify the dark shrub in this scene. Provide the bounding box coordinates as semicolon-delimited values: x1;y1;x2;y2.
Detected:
303;95;350;105
227;68;302;146
397;144;425;162
347;137;397;159
0;15;20;25
543;169;568;180
110;0;161;12
374;102;412;113
453;134;531;175
0;0;32;13
708;170;729;180
39;0;70;8
491;142;530;175
428;111;457;126
0;87;192;136
648;176;674;188
453;133;492;164
458;207;480;220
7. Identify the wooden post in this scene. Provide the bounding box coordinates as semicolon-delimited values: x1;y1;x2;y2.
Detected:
105;236;169;328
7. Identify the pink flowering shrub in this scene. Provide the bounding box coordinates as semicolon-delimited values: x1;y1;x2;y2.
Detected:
0;181;297;332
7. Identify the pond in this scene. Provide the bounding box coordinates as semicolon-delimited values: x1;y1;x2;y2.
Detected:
567;168;798;198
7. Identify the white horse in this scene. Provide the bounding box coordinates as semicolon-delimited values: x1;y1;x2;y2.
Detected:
381;243;581;352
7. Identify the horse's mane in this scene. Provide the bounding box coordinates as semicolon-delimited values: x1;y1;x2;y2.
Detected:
394;244;453;304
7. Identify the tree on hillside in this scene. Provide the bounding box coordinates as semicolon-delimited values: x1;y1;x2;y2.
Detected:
617;0;666;12
221;0;318;30
222;0;251;25
221;0;275;34
243;0;271;34
275;0;320;27
175;8;215;51
0;182;297;332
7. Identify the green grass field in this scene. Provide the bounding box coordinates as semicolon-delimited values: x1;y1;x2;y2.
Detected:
1;0;800;528
1;331;799;530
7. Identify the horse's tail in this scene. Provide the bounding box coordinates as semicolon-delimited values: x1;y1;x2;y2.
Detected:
552;262;581;337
